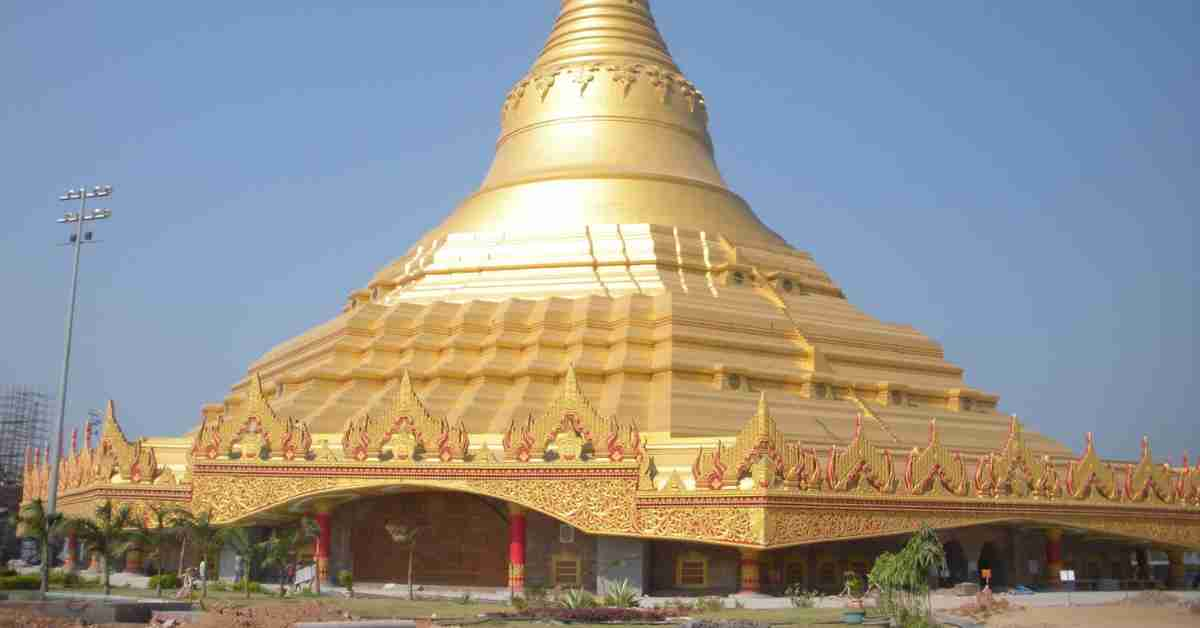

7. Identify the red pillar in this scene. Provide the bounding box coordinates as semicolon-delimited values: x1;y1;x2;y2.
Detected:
63;534;78;572
508;504;527;594
313;507;333;593
737;548;762;595
1044;528;1063;588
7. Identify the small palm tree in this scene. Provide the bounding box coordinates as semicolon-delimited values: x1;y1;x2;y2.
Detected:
260;518;318;598
384;521;425;601
173;509;222;598
11;499;63;593
131;504;176;598
61;500;135;596
221;526;267;599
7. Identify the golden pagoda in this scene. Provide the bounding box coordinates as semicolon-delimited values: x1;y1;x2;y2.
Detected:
26;0;1199;595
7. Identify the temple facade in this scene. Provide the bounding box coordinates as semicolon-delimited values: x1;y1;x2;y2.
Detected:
23;0;1200;595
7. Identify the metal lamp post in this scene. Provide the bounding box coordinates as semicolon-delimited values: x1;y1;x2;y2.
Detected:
46;186;114;516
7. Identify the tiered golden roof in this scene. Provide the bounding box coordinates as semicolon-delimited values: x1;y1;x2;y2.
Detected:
226;0;1070;465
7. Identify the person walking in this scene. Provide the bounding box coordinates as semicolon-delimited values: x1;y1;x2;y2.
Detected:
234;553;244;584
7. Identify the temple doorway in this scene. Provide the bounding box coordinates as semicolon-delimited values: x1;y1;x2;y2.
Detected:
978;542;1005;587
943;540;967;585
347;492;509;587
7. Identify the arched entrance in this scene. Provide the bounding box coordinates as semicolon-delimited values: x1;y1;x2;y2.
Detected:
943;540;967;585
978;542;1006;587
347;492;511;586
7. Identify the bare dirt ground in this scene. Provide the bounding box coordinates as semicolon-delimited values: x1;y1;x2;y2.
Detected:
989;604;1199;627
985;591;1200;627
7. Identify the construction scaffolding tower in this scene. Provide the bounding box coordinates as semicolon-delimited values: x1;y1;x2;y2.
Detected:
0;385;51;489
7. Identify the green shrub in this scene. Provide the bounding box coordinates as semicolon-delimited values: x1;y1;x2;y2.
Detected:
337;569;353;591
245;581;264;593
511;595;528;612
601;579;640;608
148;573;181;590
48;569;83;587
0;575;40;590
784;583;820;608
207;580;229;592
559;588;596;609
457;592;474;605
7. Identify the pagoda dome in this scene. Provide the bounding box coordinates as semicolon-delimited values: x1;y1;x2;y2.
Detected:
231;0;1072;462
422;0;787;248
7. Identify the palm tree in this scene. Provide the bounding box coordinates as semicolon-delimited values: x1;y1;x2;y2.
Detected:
60;500;135;596
11;498;63;593
131;504;176;598
220;526;266;599
174;509;222;598
260;518;318;598
384;522;425;601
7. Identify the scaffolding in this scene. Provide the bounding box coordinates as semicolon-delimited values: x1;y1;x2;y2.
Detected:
0;385;50;489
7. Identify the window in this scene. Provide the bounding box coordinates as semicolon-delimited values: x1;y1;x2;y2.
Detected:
552;551;581;587
675;550;709;588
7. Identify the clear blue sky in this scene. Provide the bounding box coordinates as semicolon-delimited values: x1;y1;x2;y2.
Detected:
1;1;1195;461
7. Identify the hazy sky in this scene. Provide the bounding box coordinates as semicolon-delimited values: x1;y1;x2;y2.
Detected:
1;1;1195;461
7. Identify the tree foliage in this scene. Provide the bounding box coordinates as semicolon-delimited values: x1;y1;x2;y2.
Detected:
867;524;945;627
10;499;63;593
59;500;136;596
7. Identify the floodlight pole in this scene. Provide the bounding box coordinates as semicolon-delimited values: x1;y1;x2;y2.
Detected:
46;186;113;516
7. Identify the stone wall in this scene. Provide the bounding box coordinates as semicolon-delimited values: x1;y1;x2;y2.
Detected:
649;541;740;595
525;511;597;592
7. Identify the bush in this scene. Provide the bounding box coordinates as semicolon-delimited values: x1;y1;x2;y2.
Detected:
696;597;724;613
511;595;528;612
48;569;84;587
148;573;181;590
558;588;596;609
601;579;640;608
208;580;229;592
680;621;768;628
521;607;666;622
0;575;40;590
337;569;353;591
245;581;264;593
785;583;820;608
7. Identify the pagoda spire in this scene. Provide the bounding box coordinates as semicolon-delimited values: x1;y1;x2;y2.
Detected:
533;0;679;72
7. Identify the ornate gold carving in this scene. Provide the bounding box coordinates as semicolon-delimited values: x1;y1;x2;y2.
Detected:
534;70;559;102
767;508;1000;547
903;419;968;497
191;473;347;524
572;64;600;96
1066;432;1119;502
976;417;1060;499
502;365;640;462
827;415;896;494
781;442;824;491
94;400;159;484
692;444;727;490
340;372;469;463
638;455;658;491
1124;437;1176;504
1178;455;1200;506
638;506;761;545
464;476;637;535
191;373;311;461
609;64;640;99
